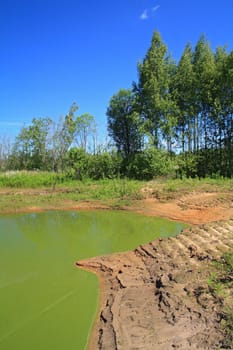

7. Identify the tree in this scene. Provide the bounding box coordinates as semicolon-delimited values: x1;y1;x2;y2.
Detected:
106;89;143;157
51;103;79;172
136;31;176;150
75;113;96;152
173;43;195;152
0;135;11;170
193;35;216;151
11;117;52;170
215;49;233;176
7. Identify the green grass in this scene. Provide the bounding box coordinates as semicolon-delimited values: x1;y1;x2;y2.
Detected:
0;171;67;188
208;253;233;347
149;177;233;200
0;172;144;195
0;171;232;213
0;171;232;191
0;172;145;213
54;179;144;204
164;177;233;191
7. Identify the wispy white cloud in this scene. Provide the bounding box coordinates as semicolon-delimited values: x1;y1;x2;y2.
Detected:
140;9;148;20
152;5;160;12
140;4;160;21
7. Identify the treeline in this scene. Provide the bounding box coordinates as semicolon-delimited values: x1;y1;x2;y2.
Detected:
0;114;175;180
1;103;98;174
107;32;233;178
0;31;233;179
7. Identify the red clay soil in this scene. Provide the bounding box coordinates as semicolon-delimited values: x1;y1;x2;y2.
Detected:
132;192;233;225
77;192;233;350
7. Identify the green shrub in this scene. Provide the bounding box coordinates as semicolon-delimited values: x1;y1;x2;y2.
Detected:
88;151;122;179
124;148;176;180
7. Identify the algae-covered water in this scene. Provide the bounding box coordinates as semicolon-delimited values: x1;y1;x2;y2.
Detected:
0;210;184;350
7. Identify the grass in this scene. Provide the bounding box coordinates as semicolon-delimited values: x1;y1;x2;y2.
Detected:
0;172;145;213
1;171;232;191
148;177;233;201
208;253;233;348
0;171;67;188
0;171;232;213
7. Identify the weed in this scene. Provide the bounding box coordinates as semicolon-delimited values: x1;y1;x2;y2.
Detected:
208;252;233;347
0;171;67;188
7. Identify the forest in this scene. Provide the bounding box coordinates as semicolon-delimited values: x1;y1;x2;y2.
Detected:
0;31;232;180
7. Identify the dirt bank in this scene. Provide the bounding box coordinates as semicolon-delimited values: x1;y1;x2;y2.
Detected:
131;191;233;225
77;192;233;349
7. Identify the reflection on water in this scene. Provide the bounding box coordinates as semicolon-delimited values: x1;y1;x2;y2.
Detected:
0;211;184;350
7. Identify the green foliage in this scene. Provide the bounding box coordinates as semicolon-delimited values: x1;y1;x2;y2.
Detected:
107;89;144;157
172;43;195;152
65;148;123;180
0;171;67;188
10;117;52;171
88;151;122;180
136;31;177;149
208;252;233;347
0;176;145;212
65;148;90;180
80;179;143;201
216;253;233;282
51;102;79;172
147;177;233;202
134;31;232;178
75;113;96;151
176;152;198;178
124;148;176;180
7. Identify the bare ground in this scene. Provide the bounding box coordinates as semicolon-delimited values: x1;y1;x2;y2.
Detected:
130;191;233;225
77;191;233;350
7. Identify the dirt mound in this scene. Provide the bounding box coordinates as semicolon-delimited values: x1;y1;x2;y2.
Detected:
77;219;233;349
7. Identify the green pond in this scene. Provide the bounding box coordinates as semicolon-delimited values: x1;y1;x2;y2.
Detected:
0;210;184;350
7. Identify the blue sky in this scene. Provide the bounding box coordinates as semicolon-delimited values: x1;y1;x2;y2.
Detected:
1;0;233;142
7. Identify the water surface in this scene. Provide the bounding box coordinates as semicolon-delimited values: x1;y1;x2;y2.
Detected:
0;210;184;349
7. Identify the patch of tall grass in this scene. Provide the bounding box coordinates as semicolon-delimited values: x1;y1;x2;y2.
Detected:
151;177;233;195
0;171;67;188
58;179;145;202
0;172;145;208
93;179;144;200
208;252;233;347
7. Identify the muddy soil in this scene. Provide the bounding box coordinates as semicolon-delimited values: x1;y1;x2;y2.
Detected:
77;192;233;350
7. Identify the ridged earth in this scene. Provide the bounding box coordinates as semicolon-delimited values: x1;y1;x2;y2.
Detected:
78;219;233;349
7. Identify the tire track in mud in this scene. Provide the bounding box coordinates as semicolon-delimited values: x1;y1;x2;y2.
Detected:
77;219;233;350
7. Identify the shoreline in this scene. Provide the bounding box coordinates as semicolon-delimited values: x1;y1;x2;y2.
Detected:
75;262;107;350
1;194;232;225
77;219;233;349
73;193;233;349
1;190;233;348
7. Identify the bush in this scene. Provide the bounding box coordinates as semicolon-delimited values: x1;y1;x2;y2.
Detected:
124;148;176;180
65;148;90;180
88;151;122;180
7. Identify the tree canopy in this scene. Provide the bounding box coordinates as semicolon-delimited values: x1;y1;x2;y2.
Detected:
107;31;233;178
